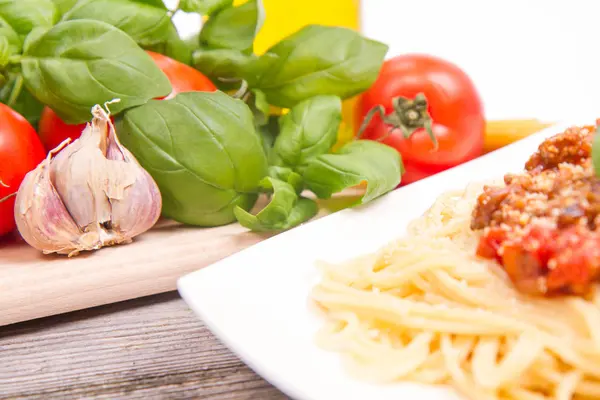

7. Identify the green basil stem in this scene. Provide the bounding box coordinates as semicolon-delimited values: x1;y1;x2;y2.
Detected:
356;92;437;149
8;55;22;65
217;77;250;100
234;80;249;99
0;55;22;80
6;73;23;107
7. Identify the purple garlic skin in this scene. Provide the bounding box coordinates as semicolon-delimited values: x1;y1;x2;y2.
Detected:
14;104;162;257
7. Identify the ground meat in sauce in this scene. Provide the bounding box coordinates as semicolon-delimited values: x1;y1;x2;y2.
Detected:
471;124;600;296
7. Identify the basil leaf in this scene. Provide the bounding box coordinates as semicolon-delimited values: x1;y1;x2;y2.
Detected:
252;25;388;108
118;91;268;226
0;25;21;56
22;27;48;53
141;24;191;64
268;166;303;194
62;0;190;63
192;48;255;88
272;95;341;169
248;88;269;125
180;0;233;15
131;0;167;7
235;177;295;228
64;0;170;47
51;0;78;16
199;0;262;54
592;126;600;177
21;20;172;124
303;140;402;203
257;115;279;157
0;0;58;37
234;177;317;232
252;89;269;118
0;74;44;128
283;197;318;227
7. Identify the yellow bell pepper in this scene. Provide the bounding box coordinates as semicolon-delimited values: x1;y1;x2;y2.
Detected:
250;0;360;56
232;0;360;146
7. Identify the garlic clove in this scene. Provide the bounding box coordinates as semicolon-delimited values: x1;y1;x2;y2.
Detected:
14;147;94;256
104;108;162;238
50;109;119;230
109;166;162;238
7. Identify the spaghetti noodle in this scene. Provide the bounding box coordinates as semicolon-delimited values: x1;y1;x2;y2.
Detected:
312;183;600;400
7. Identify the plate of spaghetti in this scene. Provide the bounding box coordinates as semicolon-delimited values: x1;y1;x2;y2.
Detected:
179;120;600;400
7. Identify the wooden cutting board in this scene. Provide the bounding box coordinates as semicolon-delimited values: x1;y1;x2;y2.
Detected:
0;191;362;327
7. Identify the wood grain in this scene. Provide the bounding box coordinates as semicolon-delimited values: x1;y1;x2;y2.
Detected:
0;292;289;400
0;190;362;327
0;219;274;328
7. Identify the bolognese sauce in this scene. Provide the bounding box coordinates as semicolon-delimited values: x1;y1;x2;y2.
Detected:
471;124;600;296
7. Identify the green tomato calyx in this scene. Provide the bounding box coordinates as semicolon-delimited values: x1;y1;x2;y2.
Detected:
357;92;437;149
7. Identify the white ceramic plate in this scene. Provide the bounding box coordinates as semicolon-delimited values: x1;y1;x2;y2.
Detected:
178;121;584;400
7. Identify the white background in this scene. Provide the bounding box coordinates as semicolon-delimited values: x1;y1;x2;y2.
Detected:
172;0;599;122
362;0;598;121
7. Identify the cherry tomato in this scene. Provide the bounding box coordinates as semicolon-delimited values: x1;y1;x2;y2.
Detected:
0;104;46;236
357;54;485;185
38;51;218;151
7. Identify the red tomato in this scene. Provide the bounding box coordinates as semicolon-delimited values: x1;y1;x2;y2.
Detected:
0;104;46;236
38;51;218;151
357;54;485;185
146;51;217;100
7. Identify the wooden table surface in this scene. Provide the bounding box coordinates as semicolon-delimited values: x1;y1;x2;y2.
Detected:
0;292;289;400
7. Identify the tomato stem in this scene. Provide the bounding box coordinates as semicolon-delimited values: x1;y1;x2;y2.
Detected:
356;93;437;149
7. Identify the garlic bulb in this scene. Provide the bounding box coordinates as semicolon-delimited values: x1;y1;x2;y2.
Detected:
14;103;162;257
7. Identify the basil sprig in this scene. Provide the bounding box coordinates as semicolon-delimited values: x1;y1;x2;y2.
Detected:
0;0;402;232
